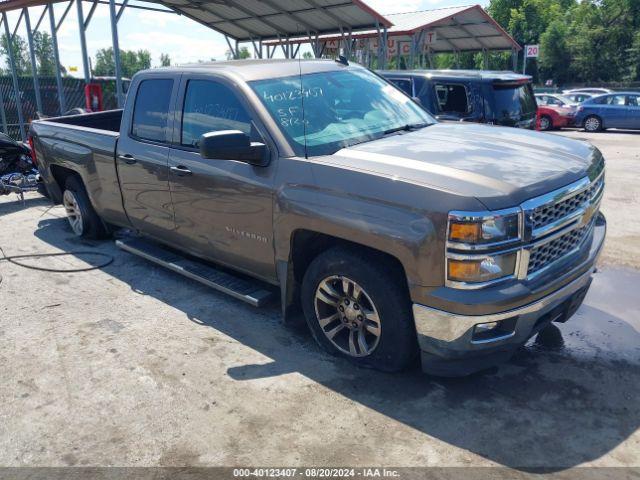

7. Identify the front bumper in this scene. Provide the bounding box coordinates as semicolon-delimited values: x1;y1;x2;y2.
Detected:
413;214;606;376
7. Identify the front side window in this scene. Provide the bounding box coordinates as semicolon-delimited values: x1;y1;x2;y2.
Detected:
434;83;470;114
605;95;626;106
181;79;252;148
131;79;173;143
250;68;434;157
389;78;413;96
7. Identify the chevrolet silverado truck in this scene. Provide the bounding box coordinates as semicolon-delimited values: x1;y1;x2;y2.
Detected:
30;60;606;376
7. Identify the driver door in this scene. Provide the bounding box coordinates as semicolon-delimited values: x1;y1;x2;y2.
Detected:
167;75;276;281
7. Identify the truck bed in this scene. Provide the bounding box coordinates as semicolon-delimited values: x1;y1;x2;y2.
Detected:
30;109;128;226
44;109;123;132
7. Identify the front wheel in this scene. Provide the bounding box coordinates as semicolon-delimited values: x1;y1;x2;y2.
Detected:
584;115;602;132
301;247;418;372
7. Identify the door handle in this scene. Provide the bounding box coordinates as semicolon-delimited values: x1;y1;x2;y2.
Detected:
170;165;192;177
118;154;137;165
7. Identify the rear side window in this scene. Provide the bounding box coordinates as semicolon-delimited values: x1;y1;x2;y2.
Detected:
434;83;470;114
627;95;640;106
389;78;413;96
492;83;537;118
181;79;252;148
131;79;173;143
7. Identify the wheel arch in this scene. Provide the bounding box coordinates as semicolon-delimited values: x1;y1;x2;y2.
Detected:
278;229;410;325
48;164;82;203
584;113;603;130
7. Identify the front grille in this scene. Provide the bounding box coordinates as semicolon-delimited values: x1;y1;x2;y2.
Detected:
531;175;604;231
528;222;593;275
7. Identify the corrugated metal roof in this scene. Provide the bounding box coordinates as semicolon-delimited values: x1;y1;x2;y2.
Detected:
150;0;391;42
264;4;521;52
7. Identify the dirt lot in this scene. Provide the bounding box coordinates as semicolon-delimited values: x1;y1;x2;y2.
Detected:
0;130;639;472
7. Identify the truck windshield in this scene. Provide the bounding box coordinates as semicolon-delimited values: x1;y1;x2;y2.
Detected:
249;69;434;157
492;82;537;120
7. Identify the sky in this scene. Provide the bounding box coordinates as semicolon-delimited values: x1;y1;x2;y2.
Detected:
3;0;489;78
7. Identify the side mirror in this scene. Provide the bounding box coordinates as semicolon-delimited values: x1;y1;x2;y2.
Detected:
199;130;268;166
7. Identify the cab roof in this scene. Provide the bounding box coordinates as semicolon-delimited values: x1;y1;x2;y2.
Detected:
139;59;359;82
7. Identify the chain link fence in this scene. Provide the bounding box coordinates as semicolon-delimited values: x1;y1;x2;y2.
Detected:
0;76;120;140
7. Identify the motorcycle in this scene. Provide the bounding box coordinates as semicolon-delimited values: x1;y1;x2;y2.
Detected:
0;132;42;199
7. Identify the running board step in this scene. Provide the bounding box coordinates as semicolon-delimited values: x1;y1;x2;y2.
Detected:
115;238;275;307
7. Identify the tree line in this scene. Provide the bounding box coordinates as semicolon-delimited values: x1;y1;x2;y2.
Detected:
0;33;171;78
425;0;639;85
489;0;640;85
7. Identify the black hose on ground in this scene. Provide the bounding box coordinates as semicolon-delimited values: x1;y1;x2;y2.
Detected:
0;245;114;286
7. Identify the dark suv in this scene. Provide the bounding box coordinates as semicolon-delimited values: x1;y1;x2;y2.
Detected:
379;69;537;129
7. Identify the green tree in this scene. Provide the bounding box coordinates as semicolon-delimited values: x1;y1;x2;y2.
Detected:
226;46;251;60
33;31;58;75
0;33;30;75
539;20;570;84
302;51;313;59
160;53;171;67
93;47;151;78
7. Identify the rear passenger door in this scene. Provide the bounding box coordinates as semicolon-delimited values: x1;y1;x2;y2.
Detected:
602;94;627;127
625;94;640;129
167;75;276;281
117;74;180;241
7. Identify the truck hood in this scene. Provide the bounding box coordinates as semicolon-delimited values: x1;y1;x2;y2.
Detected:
322;123;600;210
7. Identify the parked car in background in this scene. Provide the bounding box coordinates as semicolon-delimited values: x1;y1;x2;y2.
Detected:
379;69;537;129
574;92;640;131
535;93;577;108
537;105;575;130
564;92;595;104
563;88;613;96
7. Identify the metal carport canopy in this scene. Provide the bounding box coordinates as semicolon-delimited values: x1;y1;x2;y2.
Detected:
264;4;521;52
150;0;392;41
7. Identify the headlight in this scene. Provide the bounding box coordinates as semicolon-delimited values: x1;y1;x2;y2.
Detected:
447;252;518;284
448;209;520;246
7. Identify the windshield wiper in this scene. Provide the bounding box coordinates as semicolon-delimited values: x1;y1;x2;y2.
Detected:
382;123;431;135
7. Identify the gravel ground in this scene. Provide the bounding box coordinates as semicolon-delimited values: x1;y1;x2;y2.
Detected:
0;130;638;473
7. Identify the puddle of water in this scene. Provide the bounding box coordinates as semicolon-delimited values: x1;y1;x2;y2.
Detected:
529;267;640;364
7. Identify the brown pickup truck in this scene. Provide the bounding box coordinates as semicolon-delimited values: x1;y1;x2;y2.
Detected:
30;59;606;376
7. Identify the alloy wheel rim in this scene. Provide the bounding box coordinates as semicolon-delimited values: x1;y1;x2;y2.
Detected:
540;117;550;130
314;275;381;357
585;117;599;131
63;190;83;236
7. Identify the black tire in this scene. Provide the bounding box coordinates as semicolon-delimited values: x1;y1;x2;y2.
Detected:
583;115;602;132
539;115;552;131
63;176;109;239
301;246;418;372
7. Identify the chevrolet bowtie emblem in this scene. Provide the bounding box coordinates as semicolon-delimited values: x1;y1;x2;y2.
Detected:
581;202;597;227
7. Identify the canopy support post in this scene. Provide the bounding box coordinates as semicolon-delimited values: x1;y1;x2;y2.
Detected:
24;8;43;115
108;0;124;108
49;4;66;114
76;0;91;83
2;13;26;141
0;80;7;134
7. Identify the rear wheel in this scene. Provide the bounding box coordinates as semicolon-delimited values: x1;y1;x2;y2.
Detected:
584;115;602;132
63;176;108;239
301;247;418;372
539;115;552;131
